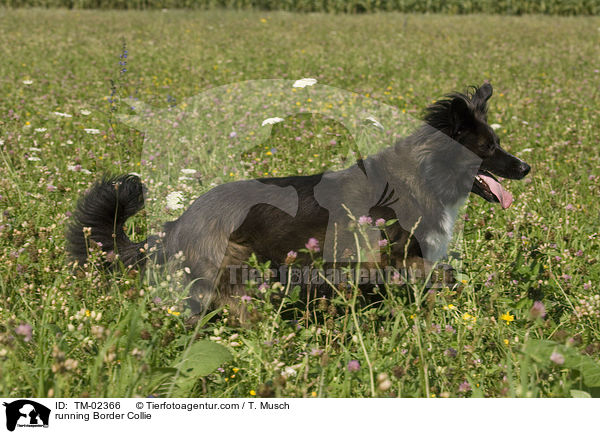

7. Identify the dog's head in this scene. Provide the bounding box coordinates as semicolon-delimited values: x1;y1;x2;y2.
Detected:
423;82;530;208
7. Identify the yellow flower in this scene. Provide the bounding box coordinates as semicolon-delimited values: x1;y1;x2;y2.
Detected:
443;304;456;310
232;367;239;373
85;310;91;317
504;339;509;346
167;308;181;316
250;389;256;396
462;312;476;323
500;311;515;325
311;391;317;397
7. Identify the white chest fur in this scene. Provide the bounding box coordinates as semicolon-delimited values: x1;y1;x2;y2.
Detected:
423;201;463;262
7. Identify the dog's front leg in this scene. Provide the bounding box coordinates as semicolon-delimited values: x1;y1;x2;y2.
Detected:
397;256;455;287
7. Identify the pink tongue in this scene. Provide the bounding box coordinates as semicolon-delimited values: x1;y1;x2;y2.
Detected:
479;174;514;209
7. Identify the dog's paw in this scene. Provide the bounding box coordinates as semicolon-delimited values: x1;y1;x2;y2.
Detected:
432;263;456;286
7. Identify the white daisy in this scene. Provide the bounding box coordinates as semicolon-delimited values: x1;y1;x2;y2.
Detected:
53;111;72;118
0;139;4;145
29;147;42;152
84;128;100;135
490;123;502;130
34;128;47;133
129;172;142;177
80;109;91;116
180;168;197;175
262;117;285;126
22;80;33;85
166;191;185;210
293;78;317;88
27;156;41;161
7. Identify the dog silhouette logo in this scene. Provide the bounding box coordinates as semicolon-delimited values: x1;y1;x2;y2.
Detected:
3;400;50;431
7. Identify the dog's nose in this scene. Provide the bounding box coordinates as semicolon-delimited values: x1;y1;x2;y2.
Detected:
520;162;531;177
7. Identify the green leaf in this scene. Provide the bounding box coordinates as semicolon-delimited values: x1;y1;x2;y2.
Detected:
524;340;600;388
172;340;232;396
570;389;591;398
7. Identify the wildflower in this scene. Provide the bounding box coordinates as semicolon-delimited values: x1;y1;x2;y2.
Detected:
34;128;47;133
565;204;574;211
250;390;256;396
444;348;457;358
283;250;298;265
305;238;320;253
504;339;509;346
47;184;56;192
530;301;546;319
378;239;388;247
80;109;91;116
445;324;456;334
458;381;471;393
347;360;360;372
462;312;476;323
490;123;502;130
550;350;565;365
241;295;252;303
293;78;317;88
258;283;269;294
52;111;72;118
261;117;284;126
391;271;404;285
500;311;515;325
282;366;297;378
375;218;386;227
561;274;572;281
15;323;33;342
310;348;324;357
229;131;237;138
443;304;456;310
84;128;100;134
358;215;372;225
180;168;197;175
583;282;591;291
27;156;41;161
378;379;392;392
167;308;180;316
23;79;33;85
166;191;185;210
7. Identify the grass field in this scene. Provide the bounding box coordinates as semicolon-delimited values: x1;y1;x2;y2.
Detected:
0;9;599;398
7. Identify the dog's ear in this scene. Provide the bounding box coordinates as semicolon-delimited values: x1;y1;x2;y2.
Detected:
449;96;472;135
472;83;493;113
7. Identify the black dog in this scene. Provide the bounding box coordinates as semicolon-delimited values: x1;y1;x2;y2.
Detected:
67;82;530;317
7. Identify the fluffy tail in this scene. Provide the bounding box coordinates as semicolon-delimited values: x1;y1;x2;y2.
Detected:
66;174;152;267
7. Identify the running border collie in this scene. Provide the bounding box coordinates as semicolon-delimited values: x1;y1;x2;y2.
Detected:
67;82;530;316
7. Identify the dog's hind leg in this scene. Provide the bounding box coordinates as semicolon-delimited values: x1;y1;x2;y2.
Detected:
185;241;254;326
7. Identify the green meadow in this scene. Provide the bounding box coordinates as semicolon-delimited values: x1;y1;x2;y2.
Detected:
0;9;599;398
